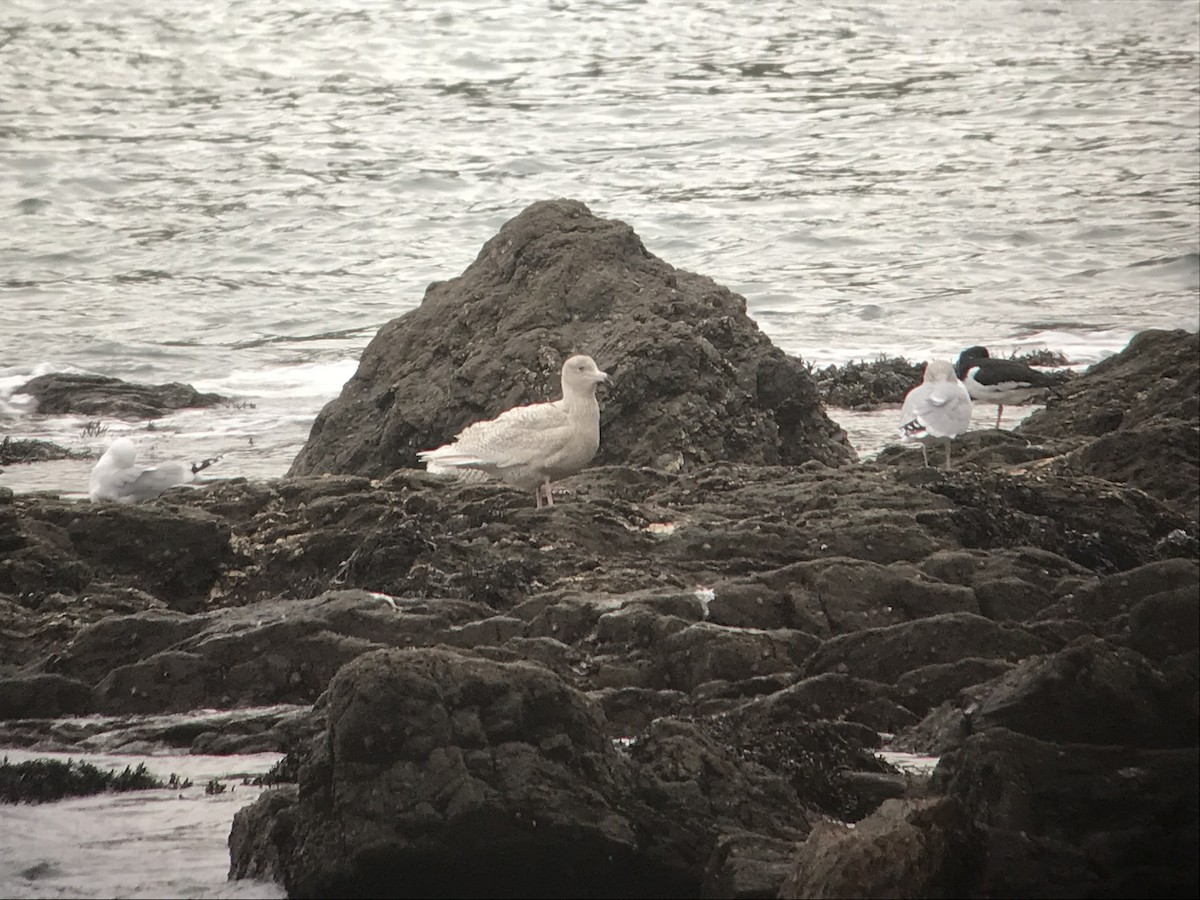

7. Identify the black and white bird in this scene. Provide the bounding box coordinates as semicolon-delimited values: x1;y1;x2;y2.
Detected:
899;359;973;468
954;346;1068;429
89;437;218;503
418;354;609;509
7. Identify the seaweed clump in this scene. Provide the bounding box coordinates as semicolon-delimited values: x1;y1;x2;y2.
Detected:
0;757;166;804
810;356;925;409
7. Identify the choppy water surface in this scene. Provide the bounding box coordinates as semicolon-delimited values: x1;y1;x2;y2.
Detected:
1;0;1197;491
0;747;284;899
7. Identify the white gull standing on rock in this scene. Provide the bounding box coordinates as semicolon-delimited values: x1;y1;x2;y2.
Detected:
89;437;218;503
898;359;973;468
418;354;609;508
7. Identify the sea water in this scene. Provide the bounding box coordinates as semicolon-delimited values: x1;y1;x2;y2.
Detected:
0;0;1197;893
1;0;1196;495
0;747;285;899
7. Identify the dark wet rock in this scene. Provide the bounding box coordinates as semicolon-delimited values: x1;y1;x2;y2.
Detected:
1127;583;1199;663
518;592;631;645
1022;329;1198;439
3;442;1192;730
475;635;587;680
0;437;89;465
0;584;169;676
712;557;978;637
779;797;975;899
0;487;19;553
894;657;1015;717
917;546;1096;595
744;672;917;734
5;499;232;614
657;622;815;692
1017;348;1073;368
931;727;1199;899
802;612;1052;685
837;769;911;809
141;704;320;756
799;634;1199;899
182;464;942;613
1034;557;1199;631
1019;328;1200;514
921;468;1191;574
58;592;494;715
94;649;214;715
1059;422;1199;513
888;699;973;756
703;832;801;900
688;672;805;717
0;703;314;755
228;647;812;899
626;714;815;890
289;198;854;480
171;461;1189;627
441;613;526;648
705;687;898;821
896;627;1199;755
972;576;1056;621
15;373;224;419
0;673;93;719
1022;616;1099;646
589;686;691;736
967;637;1197;749
44;610;203;685
592;596;697;648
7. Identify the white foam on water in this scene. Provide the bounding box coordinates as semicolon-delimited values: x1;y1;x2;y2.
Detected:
877;750;940;775
198;359;359;401
0;749;285;900
0;358;362;496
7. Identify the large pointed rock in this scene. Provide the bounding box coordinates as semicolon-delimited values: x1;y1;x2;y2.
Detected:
289;199;853;478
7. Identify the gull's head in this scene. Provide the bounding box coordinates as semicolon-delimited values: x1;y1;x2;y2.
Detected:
105;437;138;468
562;354;609;390
923;360;958;383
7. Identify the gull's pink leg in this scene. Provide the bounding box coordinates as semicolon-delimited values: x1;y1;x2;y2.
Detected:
542;477;554;508
995;405;1004;429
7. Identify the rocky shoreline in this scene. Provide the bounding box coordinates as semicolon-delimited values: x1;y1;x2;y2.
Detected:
1;200;1196;898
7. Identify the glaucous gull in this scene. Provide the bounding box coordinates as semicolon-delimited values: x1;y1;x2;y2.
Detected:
418;354;608;508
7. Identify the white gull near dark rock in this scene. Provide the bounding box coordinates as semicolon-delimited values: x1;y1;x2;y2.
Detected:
89;437;218;504
418;354;608;508
898;359;973;468
954;346;1068;429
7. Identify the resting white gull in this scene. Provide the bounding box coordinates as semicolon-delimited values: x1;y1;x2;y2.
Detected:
418;354;608;508
954;345;1068;429
898;359;972;468
89;437;218;503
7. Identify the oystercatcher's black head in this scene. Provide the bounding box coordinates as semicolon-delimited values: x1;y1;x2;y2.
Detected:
955;345;990;379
